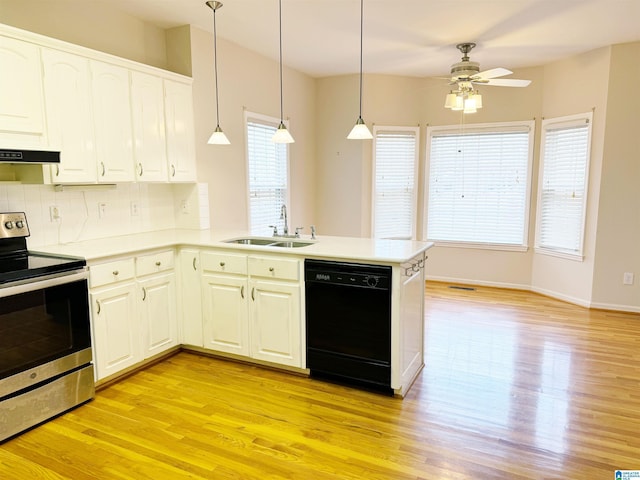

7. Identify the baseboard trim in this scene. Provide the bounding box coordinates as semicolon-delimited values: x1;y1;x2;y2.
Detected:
426;275;639;313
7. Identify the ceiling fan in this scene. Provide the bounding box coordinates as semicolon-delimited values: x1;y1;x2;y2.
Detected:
444;42;531;113
448;42;531;88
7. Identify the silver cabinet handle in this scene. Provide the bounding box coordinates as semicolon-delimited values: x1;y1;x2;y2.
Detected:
142;287;147;301
55;165;60;176
138;163;143;177
101;162;105;176
219;261;225;267
192;257;197;271
96;300;101;314
269;267;274;272
251;287;255;301
171;164;176;177
155;261;161;266
112;270;119;276
241;285;245;299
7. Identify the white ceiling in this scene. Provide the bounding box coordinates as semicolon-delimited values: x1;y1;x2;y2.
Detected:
72;0;640;78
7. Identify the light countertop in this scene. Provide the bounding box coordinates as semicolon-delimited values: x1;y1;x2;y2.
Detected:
32;229;433;265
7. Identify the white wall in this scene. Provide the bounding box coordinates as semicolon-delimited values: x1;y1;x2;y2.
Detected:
530;47;611;306
591;42;640;309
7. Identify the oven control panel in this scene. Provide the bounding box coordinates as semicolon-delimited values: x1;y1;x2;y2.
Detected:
0;212;30;238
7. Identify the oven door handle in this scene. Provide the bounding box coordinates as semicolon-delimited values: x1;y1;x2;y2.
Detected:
0;269;89;299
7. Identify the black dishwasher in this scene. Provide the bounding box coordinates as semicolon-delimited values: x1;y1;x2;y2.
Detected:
305;259;392;393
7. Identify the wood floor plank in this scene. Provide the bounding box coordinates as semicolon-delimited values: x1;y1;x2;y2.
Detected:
3;281;640;478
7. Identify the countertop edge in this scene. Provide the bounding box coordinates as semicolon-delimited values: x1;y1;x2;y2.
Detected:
31;229;434;265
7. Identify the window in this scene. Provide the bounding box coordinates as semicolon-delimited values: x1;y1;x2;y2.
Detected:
245;111;290;236
372;126;419;239
426;121;534;248
535;112;593;259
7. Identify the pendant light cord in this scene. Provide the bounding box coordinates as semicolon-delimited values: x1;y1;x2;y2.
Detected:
278;0;284;123
358;0;364;118
213;5;221;128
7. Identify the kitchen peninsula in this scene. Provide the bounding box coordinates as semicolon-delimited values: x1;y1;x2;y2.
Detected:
36;230;432;396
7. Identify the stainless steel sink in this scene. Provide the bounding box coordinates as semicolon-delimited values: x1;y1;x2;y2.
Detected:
225;238;276;246
270;240;314;248
222;237;314;248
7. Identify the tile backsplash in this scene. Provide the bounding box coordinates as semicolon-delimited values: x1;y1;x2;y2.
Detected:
0;182;209;247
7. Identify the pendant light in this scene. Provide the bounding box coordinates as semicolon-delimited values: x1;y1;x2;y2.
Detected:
347;0;373;140
206;1;230;145
272;0;294;143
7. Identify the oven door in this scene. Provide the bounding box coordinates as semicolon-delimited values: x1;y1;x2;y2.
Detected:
0;270;91;398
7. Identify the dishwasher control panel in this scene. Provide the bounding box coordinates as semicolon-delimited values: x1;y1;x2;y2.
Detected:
304;260;391;290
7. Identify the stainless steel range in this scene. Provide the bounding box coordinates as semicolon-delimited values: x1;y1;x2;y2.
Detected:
0;212;94;442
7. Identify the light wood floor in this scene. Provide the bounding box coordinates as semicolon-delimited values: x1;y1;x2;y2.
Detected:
2;282;640;479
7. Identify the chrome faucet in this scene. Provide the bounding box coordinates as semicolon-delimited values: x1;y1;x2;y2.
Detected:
280;204;289;236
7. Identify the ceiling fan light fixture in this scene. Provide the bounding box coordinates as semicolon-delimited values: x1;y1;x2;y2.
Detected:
444;92;458;109
472;91;483;109
463;97;477;114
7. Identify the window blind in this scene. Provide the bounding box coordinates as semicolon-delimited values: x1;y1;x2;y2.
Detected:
536;113;592;257
426;122;533;247
246;117;288;236
372;127;419;239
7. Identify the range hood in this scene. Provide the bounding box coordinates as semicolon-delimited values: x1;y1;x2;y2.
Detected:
0;148;60;164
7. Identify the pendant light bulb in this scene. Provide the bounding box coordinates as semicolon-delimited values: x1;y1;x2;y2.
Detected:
348;0;372;140
208;125;230;145
272;0;294;144
206;1;230;145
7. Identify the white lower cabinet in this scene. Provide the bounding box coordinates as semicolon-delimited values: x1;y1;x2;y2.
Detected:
202;273;249;356
249;279;301;367
139;272;178;357
178;249;202;347
89;250;178;381
199;250;303;368
90;258;140;379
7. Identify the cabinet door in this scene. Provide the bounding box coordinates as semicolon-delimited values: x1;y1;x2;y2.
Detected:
179;249;203;347
0;36;44;143
398;260;425;390
164;80;196;182
91;61;134;183
249;279;301;367
42;48;97;184
202;273;249;356
139;272;178;358
131;71;168;182
91;282;140;380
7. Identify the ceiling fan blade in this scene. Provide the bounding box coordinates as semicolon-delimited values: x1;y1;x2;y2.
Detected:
483;78;532;87
474;67;512;79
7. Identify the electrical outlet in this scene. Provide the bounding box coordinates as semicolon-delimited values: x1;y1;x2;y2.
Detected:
98;203;107;218
623;272;634;285
49;205;60;222
130;201;139;216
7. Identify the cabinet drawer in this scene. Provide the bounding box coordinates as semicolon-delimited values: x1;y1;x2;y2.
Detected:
136;250;174;276
201;251;247;275
248;256;299;281
89;258;135;288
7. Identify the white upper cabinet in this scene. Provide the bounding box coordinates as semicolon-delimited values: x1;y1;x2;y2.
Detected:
0;35;45;147
42;48;97;184
91;61;135;183
1;25;197;184
130;71;168;182
164;80;196;182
